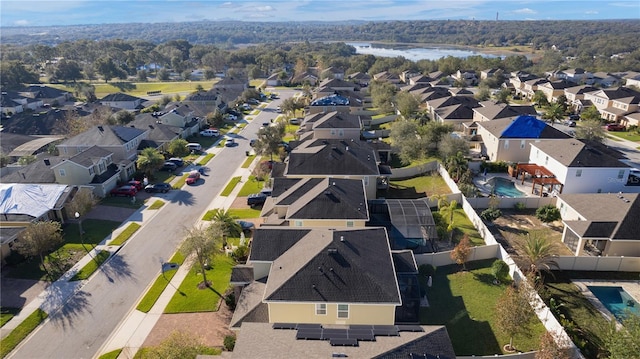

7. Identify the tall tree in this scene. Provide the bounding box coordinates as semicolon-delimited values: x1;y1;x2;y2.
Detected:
450;234;471;270
253;122;286;162
389;119;428;164
210;209;241;249
520;231;559;280
576;118;606;143
495;285;536;352
532;91;549;108
53;59;83;83
94;57;126;82
604;314;640;359
13;221;64;279
439;199;458;245
168;139;190;158
542;102;564;126
136;147;165;178
370;80;397;114
394;91;421;119
181;224;222;288
0;61;39;89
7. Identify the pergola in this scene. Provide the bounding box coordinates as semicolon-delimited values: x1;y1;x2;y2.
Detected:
515;163;564;196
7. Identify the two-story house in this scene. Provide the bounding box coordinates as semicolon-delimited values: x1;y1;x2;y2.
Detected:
155;103;203;137
583;87;640;122
472;102;537;122
99;93;145;110
537;79;575;103
522;78;549;100
295;111;364;140
51;146;123;197
452;69;478;86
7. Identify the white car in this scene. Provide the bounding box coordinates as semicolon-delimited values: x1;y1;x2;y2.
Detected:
199;129;219;137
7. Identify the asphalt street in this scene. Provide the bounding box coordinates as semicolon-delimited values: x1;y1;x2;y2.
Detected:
9;91;294;359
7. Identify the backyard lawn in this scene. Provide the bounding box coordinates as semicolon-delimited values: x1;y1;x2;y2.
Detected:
421;259;546;356
163;255;235;313
386;172;451;199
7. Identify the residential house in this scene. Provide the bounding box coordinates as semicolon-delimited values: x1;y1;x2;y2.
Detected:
413;86;451;103
57;125;146;161
447;88;474;97
0;183;73;264
591;72;622;88
452;70;478;86
291;71;319;86
528;139;636;195
1;90;42;115
308;94;361;115
373;71;401;85
427;96;480;128
155;103;203;137
51;146;124;197
295;111;364;140
20;85;72;106
346;72;371;87
265;73;280;87
563;85;598;110
472;102;537;122
282;138;389;199
622;112;640;128
260;177;369;227
509;71;539;97
537;79;575;103
99;93;145;110
551;68;592;84
0;133;63;163
401;82;432;93
556;193;640;257
321;67;345;80
407;75;432;86
0;154;64;184
625;74;640;88
211;76;247;104
183;90;226;114
316;78;358;94
477;115;571;163
522;78;549;100
130;113;182;152
480;68;504;80
583;87;640;122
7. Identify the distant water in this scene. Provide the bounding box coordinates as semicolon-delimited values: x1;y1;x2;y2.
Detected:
347;42;502;61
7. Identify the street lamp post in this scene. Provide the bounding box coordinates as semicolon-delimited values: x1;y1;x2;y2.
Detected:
75;212;84;245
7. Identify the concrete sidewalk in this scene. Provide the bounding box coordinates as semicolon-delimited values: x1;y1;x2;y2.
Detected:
1;121;261;359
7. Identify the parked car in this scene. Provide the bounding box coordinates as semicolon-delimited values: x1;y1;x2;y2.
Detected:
200;129;219;137
565;120;576;127
186;143;202;152
225;138;236;147
185;170;201;185
250;139;257;147
128;180;143;190
247;193;267;207
289;118;301;125
606;123;625;131
276;106;281;113
110;185;137;197
145;183;172;193
569;114;580;121
226;114;238;121
160;162;178;171
168;157;184;167
247;98;259;105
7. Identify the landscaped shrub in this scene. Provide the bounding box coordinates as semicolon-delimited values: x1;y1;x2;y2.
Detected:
535;204;561;223
491;259;509;284
223;334;236;351
224;292;236;311
480;161;509;173
480;207;502;222
513;202;527;211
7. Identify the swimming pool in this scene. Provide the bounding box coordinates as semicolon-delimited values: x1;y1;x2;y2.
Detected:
587;286;640;321
487;177;526;197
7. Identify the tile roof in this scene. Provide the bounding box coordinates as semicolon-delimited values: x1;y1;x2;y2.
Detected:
532;139;629;168
254;227;401;304
561;193;640;240
286;139;380;176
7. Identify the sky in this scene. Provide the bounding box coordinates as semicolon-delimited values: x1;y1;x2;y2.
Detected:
1;0;639;27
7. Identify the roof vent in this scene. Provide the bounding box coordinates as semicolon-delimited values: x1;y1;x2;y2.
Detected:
97;126;104;132
43;159;50;166
327;248;338;254
340;236;345;242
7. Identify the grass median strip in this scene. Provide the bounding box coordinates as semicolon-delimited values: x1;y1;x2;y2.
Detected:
98;349;122;359
197;153;215;166
241;155;256;168
110;223;141;246
136;251;186;313
148;200;165;210
173;173;189;189
70;251;111;281
0;309;48;358
220;176;241;196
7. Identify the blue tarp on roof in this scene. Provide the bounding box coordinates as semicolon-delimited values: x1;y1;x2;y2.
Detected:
310;94;349;106
500;115;546;138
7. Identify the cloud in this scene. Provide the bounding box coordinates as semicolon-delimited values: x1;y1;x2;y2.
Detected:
218;2;236;8
255;5;275;12
585;10;599;14
13;19;30;26
513;8;537;14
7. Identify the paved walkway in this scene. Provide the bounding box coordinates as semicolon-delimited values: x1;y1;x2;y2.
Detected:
0;121;261;359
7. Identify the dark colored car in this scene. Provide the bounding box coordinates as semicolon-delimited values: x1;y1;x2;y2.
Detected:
250;139;257;147
606;123;625;131
569;114;580;121
247;193;267;207
168;157;184;167
144;183;172;193
160;162;178;171
110;185;137;197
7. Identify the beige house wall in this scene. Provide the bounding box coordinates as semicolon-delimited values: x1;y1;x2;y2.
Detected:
53;162;92;185
287;219;366;228
268;302;396;325
313;128;361;140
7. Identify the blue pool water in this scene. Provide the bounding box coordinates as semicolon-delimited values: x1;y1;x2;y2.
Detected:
587;286;640;321
487;177;526;197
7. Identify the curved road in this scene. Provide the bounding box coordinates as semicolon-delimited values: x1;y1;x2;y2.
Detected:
9;90;295;359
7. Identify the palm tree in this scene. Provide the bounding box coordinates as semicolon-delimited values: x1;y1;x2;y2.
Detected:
211;209;241;250
521;231;559;280
182;224;221;288
136;147;165;178
543;102;564;126
439;199;458;245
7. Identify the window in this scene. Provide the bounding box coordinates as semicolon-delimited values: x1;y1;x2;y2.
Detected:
88;167;94;176
618;170;624;179
346;221;354;228
316;304;326;315
576;169;582;177
58;169;66;177
504;140;509;149
294;220;303;227
520;140;526;149
337;304;349;319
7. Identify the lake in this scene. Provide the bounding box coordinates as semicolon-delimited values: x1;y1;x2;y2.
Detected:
347;42;506;61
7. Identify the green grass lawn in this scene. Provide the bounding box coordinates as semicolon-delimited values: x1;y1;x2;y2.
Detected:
421;259;546;356
386;173;451;199
237;176;267;196
98;349;122;359
1;307;20;327
136;251;186;313
164;255;235;313
0;309;48;358
447;208;484;246
228;208;262;219
197;153;215;166
220;176;242;196
50;80;216;99
109;222;141;246
607;130;640;143
241;155;256;168
148;200;165;210
70;250;111;281
6;219;120;281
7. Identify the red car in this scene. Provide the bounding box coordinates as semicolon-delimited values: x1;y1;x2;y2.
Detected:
185;170;200;185
128;180;143;190
606;123;625;131
110;185;138;197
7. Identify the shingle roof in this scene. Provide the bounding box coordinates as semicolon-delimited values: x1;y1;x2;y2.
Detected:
100;92;144;102
249;229;312;262
60;125;145;147
560;193;640;240
473;103;537;121
532;139;628;168
286;139;380;176
311;111;363;129
0;154;63;183
255;227;401;304
391;251;418;274
66;146;112;168
229;279;269;329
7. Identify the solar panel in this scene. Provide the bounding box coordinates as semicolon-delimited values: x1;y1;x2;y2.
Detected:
349;324;373;330
330;338;358;346
296;323;322;329
272;323;297;330
396;325;424;332
348;330;375;341
373;327;399;336
296;329;322;340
